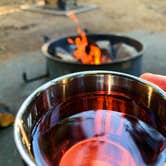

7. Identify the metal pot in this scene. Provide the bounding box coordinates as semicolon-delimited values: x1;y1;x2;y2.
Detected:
14;71;166;166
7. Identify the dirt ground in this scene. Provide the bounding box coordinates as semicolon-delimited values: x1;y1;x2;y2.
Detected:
0;0;166;63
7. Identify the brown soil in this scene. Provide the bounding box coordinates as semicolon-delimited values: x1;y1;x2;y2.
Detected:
0;0;166;63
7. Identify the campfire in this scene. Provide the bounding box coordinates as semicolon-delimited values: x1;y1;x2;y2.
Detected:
67;12;112;65
54;12;138;65
39;14;144;80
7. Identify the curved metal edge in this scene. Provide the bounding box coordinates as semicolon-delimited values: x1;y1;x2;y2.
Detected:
14;108;36;165
41;33;144;66
14;70;166;166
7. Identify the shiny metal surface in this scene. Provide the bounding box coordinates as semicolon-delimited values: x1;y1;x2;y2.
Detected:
14;71;166;166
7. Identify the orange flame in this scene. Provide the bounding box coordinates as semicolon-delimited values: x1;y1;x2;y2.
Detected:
67;12;111;65
68;12;79;24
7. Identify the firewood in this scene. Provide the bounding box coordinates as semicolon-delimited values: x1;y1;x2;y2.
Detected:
56;52;77;62
113;43;137;59
55;47;78;62
96;40;111;53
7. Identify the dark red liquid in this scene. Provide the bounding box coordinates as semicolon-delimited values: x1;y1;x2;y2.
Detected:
31;93;166;166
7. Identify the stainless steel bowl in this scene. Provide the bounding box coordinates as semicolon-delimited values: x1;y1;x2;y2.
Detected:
14;71;166;166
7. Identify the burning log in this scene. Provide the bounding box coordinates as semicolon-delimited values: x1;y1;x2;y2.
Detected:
113;43;137;59
56;52;78;62
95;40;115;60
55;47;78;62
66;38;138;64
95;40;112;54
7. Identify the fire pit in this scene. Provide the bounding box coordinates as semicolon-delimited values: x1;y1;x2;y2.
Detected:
42;33;143;78
22;12;143;83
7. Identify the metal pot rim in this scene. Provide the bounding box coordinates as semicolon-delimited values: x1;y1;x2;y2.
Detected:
14;70;166;166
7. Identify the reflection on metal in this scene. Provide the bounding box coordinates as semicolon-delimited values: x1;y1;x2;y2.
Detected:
147;87;153;108
18;119;34;161
59;137;136;166
107;76;113;94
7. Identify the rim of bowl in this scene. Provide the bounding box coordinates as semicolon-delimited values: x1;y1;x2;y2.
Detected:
14;70;166;166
